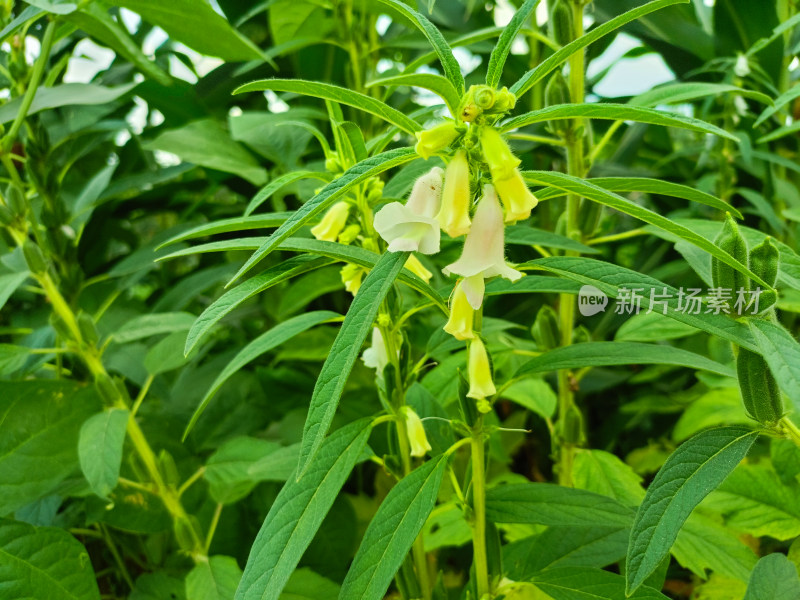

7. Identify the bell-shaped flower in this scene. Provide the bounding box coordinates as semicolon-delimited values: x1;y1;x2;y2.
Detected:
374;167;443;254
362;327;389;375
400;406;432;458
340;263;364;295
437;150;472;238
467;337;496;401
443;279;475;340
311;201;350;242
415;122;459;159
405;255;432;282
494;168;538;223
443;184;522;309
481;127;520;181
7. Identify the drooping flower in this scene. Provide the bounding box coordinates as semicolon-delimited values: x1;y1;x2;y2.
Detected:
443;184;522;309
401;406;432;458
494;168;538;223
374;167;443;254
481;127;520;181
415;122;460;159
437;150;472;238
338;223;361;245
340;263;364;295
405;255;433;282
311;201;350;242
467;337;495;401
362;327;389;375
443;279;474;340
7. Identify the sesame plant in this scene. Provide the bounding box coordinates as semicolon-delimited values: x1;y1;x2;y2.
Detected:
2;0;800;599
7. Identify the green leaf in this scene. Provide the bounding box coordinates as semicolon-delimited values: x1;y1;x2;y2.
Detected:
509;0;689;98
0;271;29;311
757;121;800;144
279;568;340;600
485;483;635;528
184;311;341;439
375;0;464;92
339;454;448;600
367;73;461;117
144;331;197;376
0;344;30;376
131;572;186;600
743;553;800;600
516;342;734;378
615;312;699;342
630;82;772;108
297;251;408;478
573;449;645;507
499;378;557;420
78;408;129;499
185;255;331;355
204;437;281;504
106;0;263;61
234;79;421;135
186;555;242;600
521;173;768;289
158;214;292;249
672;513;757;582
626;426;758;594
0;381;101;514
245;172;333;217
234;418;371;600
247;443;301;483
0;82;136;124
749;319;800;413
114;312;196;344
0;518;101;600
227;147;417;285
755;85;800;127
503;103;738;141
672;389;749;442
529;567;669;600
505;225;600;254
486;0;539;88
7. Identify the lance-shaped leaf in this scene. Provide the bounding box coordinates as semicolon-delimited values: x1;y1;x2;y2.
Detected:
376;0;464;92
227;147;417;285
298;251;408;478
339;455;448;600
157;213;293;248
234;419;372;600
367;73;460;117
486;0;539;88
631;82;772;108
626;427;758;594
245;171;333;216
79;408;129;499
233;79;421;134
510;0;687;98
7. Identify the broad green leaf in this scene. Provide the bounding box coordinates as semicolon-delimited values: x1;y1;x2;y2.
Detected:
144;331;197;376
499;378;557;420
234;79;421;134
186;555;242;600
297;251;408;478
0;344;29;376
234;418;371;600
106;0;263;61
509;0;688;98
114;312;196;344
0;518;101;600
631;82;772;107
185;255;331;355
485;483;634;528
502;103;738;141
484;274;582;296
184;311;341;439
672;513;757;582
0;271;28;311
0;381;100;514
204;437;281;504
78;408;129;499
0;83;136;124
131;572;186;600
615;312;699;342
367;73;460;117
423;503;472;551
143;119;267;186
672;389;749;442
530;566;669;600
749;319;800;412
573;449;645;507
743;554;800;600
516;342;734;378
227;147;417;285
375;0;463;92
505;225;599;254
245;172;333;216
339;454;448;600
626;426;758;594
280;568;340;600
486;0;539;88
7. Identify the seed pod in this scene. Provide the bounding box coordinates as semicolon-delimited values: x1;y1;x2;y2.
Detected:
532;305;560;351
5;184;25;215
577;197;602;237
22;240;47;274
77;312;99;347
561;403;584;445
749;237;779;311
544;73;572;137
0;204;14;225
550;0;573;46
737;348;784;428
711;214;748;306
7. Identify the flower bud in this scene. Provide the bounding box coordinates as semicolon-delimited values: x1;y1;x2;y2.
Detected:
473;85;496;110
22;240;47;274
437;150;472;238
404;255;432;282
532;305;559;351
415;121;460;160
467;337;496;401
338;223;361;245
311;201;349;242
340;263;364;295
493;87;517;113
401;406;432;458
480;127;520;181
494;168;538;223
443;279;475;341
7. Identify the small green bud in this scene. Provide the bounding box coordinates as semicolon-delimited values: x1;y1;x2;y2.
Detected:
77;312;99;347
737;348;784;428
22;241;47;274
544;73;572;137
711;213;748;309
96;373;120;405
0;204;14;226
325;152;342;173
532;305;560;351
5;184;25;215
561;404;584;445
749;237;779;312
550;0;574;46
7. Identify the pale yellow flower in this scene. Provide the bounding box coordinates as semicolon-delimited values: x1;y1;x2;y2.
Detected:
311;201;349;242
437;150;472;238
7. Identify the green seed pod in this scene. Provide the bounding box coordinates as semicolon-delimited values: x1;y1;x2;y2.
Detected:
532;305;560;351
561;403;584;445
0;204;14;226
96;373;119;405
737;348;784;428
22;240;47;274
550;0;574;46
5;184;25;216
77;312;99;347
577;197;602;237
711;214;748;307
749;237;779;312
544;72;572;137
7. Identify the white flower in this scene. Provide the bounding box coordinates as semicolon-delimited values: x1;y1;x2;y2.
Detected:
362;327;389;374
734;53;750;78
374;167;443;254
442;184;522;309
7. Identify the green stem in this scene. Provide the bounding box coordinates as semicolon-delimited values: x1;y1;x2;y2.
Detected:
471;416;490;599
